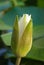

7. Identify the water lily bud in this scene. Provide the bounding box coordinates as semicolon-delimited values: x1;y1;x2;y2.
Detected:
11;14;33;57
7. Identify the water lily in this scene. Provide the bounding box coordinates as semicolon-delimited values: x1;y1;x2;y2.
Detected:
11;14;33;57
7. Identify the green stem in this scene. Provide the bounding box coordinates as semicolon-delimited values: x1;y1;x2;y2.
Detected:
10;0;17;7
15;57;21;65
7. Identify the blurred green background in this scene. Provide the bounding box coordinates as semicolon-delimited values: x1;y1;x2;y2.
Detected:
0;0;44;65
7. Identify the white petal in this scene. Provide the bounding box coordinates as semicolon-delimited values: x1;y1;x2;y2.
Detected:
18;14;31;39
26;14;31;24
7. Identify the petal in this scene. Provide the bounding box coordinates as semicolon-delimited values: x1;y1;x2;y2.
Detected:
11;16;19;54
18;14;31;39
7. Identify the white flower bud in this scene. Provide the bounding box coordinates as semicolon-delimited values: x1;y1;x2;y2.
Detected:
11;14;33;57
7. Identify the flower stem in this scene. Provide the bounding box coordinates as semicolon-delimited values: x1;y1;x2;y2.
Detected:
15;57;21;65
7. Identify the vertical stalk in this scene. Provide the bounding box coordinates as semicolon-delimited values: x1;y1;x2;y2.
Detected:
10;0;17;7
15;57;21;65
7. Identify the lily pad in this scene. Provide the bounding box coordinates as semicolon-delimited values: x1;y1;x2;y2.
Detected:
0;1;12;11
1;32;12;46
0;19;12;30
2;7;44;26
